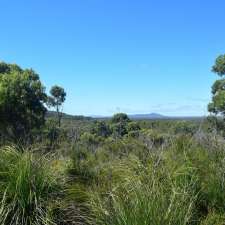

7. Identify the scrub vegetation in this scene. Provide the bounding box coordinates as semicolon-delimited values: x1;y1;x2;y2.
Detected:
0;55;225;224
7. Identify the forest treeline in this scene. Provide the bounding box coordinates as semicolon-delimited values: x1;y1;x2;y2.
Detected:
0;55;225;225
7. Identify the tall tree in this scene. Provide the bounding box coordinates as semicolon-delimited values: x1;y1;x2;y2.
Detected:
208;55;225;116
0;62;47;139
49;85;66;127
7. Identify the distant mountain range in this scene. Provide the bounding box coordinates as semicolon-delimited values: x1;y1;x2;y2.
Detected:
92;113;204;120
90;113;167;119
47;111;204;121
128;113;166;120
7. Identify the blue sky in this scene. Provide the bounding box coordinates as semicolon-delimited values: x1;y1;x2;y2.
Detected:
1;0;225;116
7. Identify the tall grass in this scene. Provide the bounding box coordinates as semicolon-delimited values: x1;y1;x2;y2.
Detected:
68;135;225;225
1;133;225;225
0;146;58;225
88;157;198;225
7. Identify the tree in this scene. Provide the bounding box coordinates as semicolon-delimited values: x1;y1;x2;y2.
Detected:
0;62;22;74
48;85;66;127
208;55;225;116
110;113;131;137
212;55;225;76
0;62;47;139
111;113;131;124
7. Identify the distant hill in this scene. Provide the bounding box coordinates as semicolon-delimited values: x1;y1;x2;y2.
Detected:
129;113;167;120
129;114;205;120
46;111;93;121
94;113;205;121
47;111;204;121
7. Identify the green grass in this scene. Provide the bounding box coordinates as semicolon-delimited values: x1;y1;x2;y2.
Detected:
67;136;225;225
0;132;225;225
0;146;59;225
87;155;198;225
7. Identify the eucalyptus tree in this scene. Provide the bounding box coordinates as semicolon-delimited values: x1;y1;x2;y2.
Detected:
0;62;47;139
208;55;225;116
48;85;66;127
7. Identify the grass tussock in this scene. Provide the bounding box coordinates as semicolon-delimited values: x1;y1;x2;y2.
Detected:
0;146;59;225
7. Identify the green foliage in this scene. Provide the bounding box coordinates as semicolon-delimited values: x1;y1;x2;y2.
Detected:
164;136;225;215
0;117;225;225
211;79;225;95
91;121;112;137
44;119;61;148
174;121;198;135
0;62;22;74
87;138;186;224
139;129;167;147
200;212;225;225
205;116;225;136
127;121;140;132
83;136;225;225
111;113;131;124
48;85;66;127
110;122;129;137
1;57;225;224
80;132;103;149
90;177;197;225
212;54;225;76
0;62;47;140
110;113;132;137
0;146;59;225
209;54;225;116
49;86;66;105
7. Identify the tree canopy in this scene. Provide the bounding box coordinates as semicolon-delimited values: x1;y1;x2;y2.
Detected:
0;62;47;139
208;55;225;116
48;85;66;127
111;113;131;124
212;54;225;76
110;113;131;137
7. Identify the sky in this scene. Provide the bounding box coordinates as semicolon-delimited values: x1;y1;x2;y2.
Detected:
1;0;225;116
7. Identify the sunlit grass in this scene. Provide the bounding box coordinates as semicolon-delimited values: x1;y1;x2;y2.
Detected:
0;146;59;225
